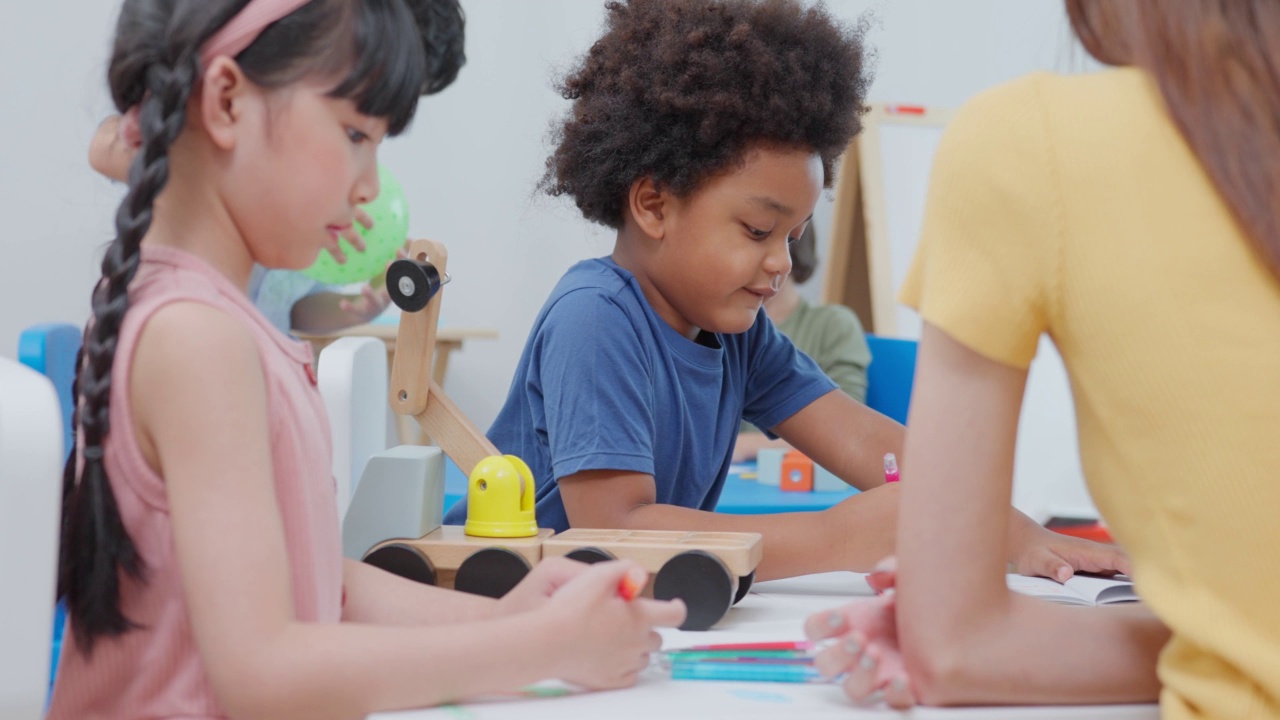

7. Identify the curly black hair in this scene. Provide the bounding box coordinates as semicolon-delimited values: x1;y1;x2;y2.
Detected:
544;0;872;229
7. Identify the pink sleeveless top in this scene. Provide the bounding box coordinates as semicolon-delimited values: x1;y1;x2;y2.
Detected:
48;245;343;719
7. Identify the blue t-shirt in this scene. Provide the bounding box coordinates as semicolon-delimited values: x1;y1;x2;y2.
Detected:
443;257;836;531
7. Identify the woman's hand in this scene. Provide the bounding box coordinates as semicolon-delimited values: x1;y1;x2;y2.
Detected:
804;558;917;708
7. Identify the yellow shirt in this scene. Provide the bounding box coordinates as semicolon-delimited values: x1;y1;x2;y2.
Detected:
901;68;1280;719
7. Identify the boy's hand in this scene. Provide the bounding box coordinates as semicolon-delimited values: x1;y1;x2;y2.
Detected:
1007;514;1131;583
804;557;917;709
542;561;685;690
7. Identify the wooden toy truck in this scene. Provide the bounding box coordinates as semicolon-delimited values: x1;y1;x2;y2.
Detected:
352;240;763;631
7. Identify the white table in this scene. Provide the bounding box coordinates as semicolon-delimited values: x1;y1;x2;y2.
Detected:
371;572;1160;719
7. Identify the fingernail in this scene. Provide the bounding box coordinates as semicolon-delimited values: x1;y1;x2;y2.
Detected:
826;612;843;629
843;638;861;656
860;654;876;671
891;676;908;692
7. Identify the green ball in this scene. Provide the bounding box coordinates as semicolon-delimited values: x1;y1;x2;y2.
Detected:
304;164;409;285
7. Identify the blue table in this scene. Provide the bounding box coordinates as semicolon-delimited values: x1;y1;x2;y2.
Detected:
442;460;859;518
716;463;860;514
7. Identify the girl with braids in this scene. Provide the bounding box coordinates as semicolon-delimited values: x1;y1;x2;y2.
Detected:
51;1;683;717
807;0;1280;714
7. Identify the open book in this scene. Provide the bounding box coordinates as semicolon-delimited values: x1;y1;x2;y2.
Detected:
1006;573;1138;607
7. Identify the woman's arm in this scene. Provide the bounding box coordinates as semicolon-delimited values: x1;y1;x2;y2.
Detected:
896;323;1166;705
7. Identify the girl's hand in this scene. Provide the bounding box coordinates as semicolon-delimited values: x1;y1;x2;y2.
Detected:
804;557;917;708
1007;515;1131;583
541;561;686;690
496;556;593;616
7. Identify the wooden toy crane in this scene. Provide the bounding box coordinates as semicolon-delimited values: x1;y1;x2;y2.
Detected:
360;239;763;631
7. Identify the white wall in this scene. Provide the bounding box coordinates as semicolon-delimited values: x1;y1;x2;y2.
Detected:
0;0;1099;514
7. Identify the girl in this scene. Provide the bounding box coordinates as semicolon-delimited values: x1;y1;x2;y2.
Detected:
52;1;683;718
807;1;1280;716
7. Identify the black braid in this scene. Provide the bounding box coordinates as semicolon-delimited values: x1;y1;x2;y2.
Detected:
59;50;199;656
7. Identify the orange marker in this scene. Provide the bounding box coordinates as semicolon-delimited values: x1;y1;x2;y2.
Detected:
618;566;646;601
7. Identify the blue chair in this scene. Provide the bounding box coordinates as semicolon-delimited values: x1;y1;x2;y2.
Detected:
18;323;80;697
864;334;918;425
19;323;80;456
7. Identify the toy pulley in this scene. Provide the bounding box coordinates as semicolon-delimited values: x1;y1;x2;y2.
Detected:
386;258;448;313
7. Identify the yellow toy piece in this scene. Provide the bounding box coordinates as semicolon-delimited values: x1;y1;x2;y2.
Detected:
464;454;538;538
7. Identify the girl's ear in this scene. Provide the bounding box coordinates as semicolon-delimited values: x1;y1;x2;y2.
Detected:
627;176;669;241
197;56;254;151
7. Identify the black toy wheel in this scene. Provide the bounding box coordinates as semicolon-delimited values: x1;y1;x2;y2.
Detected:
386;258;443;313
653;550;734;631
362;543;437;586
733;570;755;605
565;547;616;564
454;547;531;598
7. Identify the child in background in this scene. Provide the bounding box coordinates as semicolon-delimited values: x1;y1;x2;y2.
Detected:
731;222;871;462
51;1;683;718
444;0;1127;585
90;113;392;335
806;0;1280;714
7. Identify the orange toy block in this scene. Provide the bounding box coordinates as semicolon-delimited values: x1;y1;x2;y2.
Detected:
780;451;814;492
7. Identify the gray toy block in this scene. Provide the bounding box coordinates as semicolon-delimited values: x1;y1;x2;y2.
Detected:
342;445;445;561
756;448;785;486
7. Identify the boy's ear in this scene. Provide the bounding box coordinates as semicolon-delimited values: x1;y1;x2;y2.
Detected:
627;176;668;240
197;57;253;151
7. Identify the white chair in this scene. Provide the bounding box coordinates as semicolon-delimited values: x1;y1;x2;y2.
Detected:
317;336;389;519
0;356;64;719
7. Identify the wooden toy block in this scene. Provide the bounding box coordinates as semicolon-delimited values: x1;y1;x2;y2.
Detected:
542;529;762;577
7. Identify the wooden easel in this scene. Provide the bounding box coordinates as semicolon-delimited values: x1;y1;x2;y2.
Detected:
823;104;953;335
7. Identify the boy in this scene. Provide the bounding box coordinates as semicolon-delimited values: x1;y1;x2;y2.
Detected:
446;0;1126;583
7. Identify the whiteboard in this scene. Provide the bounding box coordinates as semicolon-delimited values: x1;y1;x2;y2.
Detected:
851;105;1097;521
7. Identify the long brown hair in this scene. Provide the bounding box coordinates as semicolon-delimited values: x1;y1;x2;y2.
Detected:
1066;0;1280;281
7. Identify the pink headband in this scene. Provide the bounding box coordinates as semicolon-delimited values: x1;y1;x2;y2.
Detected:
199;0;313;68
118;0;312;149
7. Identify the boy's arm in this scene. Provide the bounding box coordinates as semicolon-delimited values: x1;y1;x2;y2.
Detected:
778;386;1129;582
773;389;902;491
563;385;1126;583
558;469;904;581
